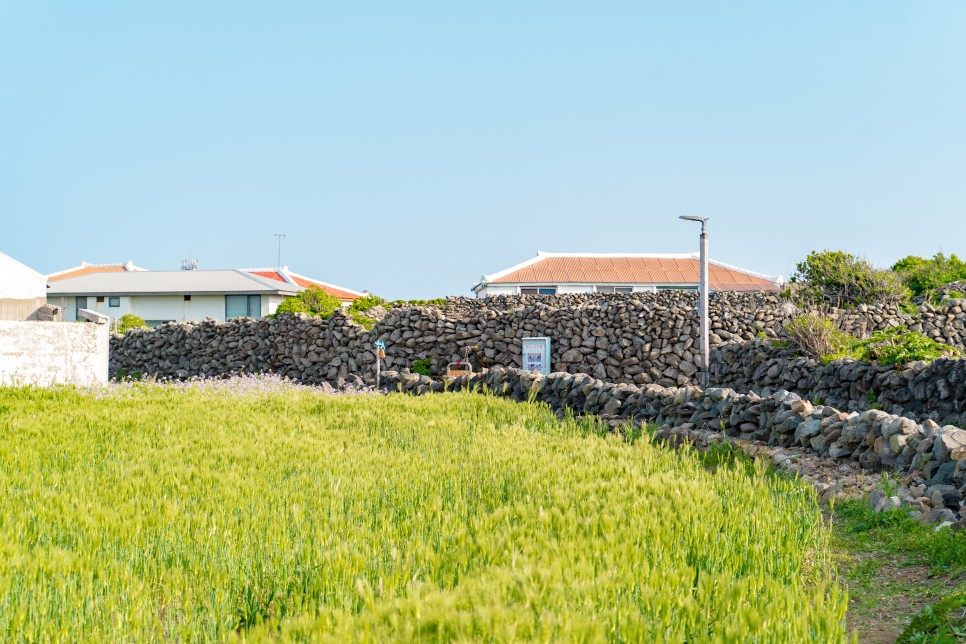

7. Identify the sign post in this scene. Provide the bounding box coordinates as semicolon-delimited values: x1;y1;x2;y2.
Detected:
522;337;551;375
374;341;386;387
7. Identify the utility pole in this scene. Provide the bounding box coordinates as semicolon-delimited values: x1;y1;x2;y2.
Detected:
679;216;710;388
274;233;286;268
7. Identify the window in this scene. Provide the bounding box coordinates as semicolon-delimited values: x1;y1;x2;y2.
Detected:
184;295;192;302
657;285;698;291
96;296;105;304
520;286;557;295
108;297;120;307
597;286;633;294
75;296;88;320
226;294;262;319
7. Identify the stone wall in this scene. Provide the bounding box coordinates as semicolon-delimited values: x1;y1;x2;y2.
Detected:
113;291;797;386
0;321;109;387
111;291;966;400
380;366;965;519
110;291;966;394
711;341;966;428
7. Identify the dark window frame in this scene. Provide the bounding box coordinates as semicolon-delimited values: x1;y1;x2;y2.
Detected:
520;286;557;296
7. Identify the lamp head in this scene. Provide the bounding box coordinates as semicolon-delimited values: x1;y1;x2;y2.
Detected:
679;215;708;223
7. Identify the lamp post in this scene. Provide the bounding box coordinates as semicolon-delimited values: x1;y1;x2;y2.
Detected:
679;216;709;388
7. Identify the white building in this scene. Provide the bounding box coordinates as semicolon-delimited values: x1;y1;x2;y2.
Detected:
473;251;782;297
0;251;47;320
46;263;363;326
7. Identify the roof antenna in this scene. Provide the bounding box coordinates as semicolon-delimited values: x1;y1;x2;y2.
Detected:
274;233;286;268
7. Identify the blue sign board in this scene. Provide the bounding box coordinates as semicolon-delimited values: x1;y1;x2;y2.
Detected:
522;337;551;375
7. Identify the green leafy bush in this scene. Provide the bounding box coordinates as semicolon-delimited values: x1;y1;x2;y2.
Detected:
790;250;908;308
346;294;386;329
892;252;966;299
784;315;960;366
851;327;961;366
276;287;342;318
898;592;966;643
349;294;386;313
412;358;432;376
117;314;148;334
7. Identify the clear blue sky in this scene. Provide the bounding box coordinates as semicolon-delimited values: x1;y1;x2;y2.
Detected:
2;2;964;299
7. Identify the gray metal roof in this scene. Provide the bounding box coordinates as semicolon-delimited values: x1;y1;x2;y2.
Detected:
45;270;302;296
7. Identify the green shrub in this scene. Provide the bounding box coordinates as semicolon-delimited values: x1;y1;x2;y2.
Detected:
349;294;386;313
276;287;342;318
345;294;386;329
790;250;909;308
893;252;966;299
117;314;148;334
851;327;961;366
783;315;959;367
898;592;966;643
783;314;853;361
350;311;376;330
412;358;432;376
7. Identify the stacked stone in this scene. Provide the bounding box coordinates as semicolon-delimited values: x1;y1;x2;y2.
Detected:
712;340;966;427
112;291;796;387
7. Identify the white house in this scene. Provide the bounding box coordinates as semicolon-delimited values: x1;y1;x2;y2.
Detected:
46;263;364;326
0;251;47;320
473;251;782;297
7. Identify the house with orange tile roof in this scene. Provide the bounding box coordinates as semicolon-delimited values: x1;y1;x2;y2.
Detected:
45;263;362;326
472;251;782;297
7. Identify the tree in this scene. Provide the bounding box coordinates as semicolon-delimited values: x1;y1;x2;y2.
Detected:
790;250;908;308
892;252;966;299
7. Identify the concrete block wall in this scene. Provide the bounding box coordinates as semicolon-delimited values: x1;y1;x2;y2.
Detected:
0;321;109;387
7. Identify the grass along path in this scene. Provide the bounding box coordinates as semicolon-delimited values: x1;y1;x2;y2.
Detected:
0;380;847;641
831;500;966;643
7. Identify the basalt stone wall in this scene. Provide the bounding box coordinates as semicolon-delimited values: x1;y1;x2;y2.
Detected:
381;367;966;514
711;341;966;428
110;292;966;390
111;291;792;387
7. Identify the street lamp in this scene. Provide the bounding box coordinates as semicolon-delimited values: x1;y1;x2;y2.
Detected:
679;216;709;388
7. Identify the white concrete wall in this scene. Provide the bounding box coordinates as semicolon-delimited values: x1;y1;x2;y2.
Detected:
0;321;109;387
130;295;227;324
47;293;281;323
266;295;285;315
558;285;594;294
479;284;664;297
475;285;516;297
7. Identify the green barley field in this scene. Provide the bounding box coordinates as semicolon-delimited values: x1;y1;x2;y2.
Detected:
0;378;848;641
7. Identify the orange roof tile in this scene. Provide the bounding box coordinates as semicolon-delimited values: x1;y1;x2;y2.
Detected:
486;253;779;292
247;270;362;301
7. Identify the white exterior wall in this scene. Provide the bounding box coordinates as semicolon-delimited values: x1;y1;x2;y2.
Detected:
475;285;516;297
0;321;109;386
558;285;594;294
266;294;286;315
131;295;227;324
45;294;281;324
477;283;662;297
